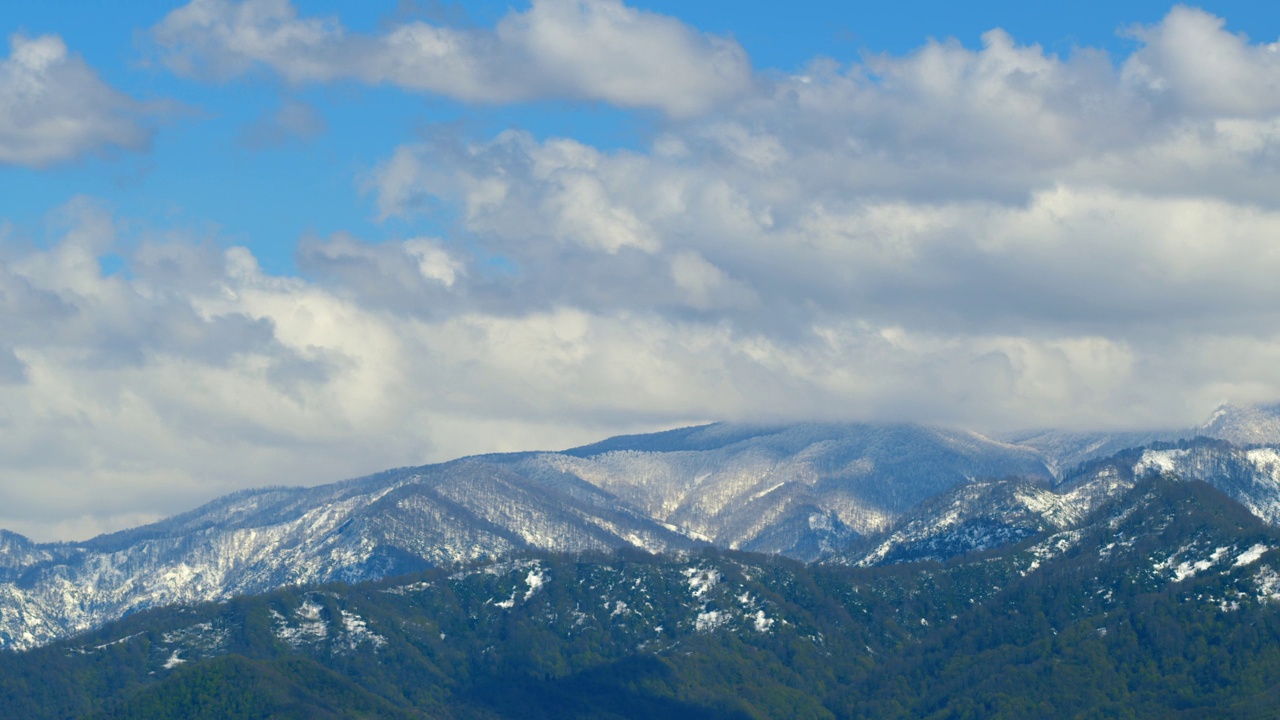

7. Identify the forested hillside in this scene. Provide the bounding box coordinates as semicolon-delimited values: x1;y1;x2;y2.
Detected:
4;478;1280;719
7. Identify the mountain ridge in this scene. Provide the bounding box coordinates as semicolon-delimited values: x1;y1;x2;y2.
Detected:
3;475;1280;718
3;405;1280;650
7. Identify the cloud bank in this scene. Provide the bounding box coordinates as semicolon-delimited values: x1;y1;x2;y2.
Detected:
7;4;1280;539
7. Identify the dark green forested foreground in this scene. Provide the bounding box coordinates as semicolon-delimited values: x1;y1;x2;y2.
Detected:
4;477;1280;719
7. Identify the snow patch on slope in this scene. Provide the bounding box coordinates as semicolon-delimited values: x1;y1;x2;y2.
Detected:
1136;449;1190;476
1235;544;1270;567
683;567;720;599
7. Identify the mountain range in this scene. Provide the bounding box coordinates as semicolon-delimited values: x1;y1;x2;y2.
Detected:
2;402;1280;651
2;473;1279;718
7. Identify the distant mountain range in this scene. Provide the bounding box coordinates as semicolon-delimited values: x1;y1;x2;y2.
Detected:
2;402;1280;650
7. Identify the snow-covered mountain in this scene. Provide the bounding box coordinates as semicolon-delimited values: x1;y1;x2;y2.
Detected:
999;402;1280;472
5;407;1280;651
0;459;702;650
518;422;1053;556
841;436;1280;567
995;428;1184;475
7;473;1280;719
0;422;1050;650
1200;402;1280;446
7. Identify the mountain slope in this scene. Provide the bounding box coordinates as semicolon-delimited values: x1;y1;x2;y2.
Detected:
8;411;1280;653
2;478;1279;718
837;477;1280;718
521;422;1053;555
0;421;1054;650
1000;401;1280;473
836;436;1280;568
1201;402;1280;446
0;459;701;651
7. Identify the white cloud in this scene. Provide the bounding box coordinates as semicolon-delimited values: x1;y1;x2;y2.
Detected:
0;34;154;167
404;239;464;287
1123;5;1280;118
346;7;1280;429
149;0;751;117
5;196;1280;542
297;232;463;296
360;7;1280;325
0;198;1201;542
14;7;1280;540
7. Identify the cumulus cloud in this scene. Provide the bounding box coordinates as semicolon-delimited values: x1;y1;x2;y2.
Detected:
148;0;751;117
13;6;1280;540
0;33;155;167
1123;5;1280;117
0;198;1198;542
351;6;1280;427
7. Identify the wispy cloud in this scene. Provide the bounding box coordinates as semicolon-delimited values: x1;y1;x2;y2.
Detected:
148;0;752;117
236;97;327;149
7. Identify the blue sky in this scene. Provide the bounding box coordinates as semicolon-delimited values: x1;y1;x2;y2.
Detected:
5;0;1280;540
